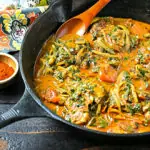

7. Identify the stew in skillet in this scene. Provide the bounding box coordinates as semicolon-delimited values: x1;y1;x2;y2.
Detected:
34;17;150;133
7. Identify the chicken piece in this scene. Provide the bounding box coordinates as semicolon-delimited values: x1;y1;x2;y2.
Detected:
65;100;90;125
109;71;138;110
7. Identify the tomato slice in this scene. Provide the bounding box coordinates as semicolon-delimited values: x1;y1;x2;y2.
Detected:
50;96;60;103
99;65;117;83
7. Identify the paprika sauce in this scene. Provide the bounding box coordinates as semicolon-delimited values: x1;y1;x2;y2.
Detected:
0;61;14;80
34;17;150;133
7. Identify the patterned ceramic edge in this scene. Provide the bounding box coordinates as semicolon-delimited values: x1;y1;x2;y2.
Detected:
0;6;48;52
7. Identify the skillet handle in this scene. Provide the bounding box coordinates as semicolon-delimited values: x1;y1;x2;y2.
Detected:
0;89;49;128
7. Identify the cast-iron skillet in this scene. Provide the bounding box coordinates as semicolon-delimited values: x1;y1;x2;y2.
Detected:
0;0;150;138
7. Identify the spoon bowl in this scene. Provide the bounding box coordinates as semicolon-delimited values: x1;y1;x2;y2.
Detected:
56;0;111;38
56;18;85;38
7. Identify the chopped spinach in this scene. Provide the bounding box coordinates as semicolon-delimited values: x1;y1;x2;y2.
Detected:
127;103;141;115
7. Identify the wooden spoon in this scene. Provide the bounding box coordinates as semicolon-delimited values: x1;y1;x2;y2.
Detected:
56;0;111;38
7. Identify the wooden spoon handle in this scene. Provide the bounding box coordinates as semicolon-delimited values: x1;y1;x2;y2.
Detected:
87;0;111;17
75;0;111;30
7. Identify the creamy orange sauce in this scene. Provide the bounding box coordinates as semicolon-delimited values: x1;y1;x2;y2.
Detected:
34;17;150;133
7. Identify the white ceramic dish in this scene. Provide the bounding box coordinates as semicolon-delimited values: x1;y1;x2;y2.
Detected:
0;53;19;89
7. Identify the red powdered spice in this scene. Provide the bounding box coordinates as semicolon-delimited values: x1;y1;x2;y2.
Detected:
0;61;14;80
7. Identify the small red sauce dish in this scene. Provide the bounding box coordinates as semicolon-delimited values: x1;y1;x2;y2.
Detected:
0;53;19;89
